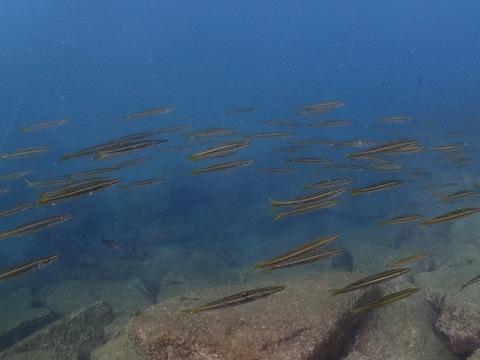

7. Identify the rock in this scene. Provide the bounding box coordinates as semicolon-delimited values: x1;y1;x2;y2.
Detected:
88;280;153;316
1;301;114;357
468;348;480;360
90;314;147;360
103;315;131;341
342;280;458;360
0;287;56;352
0;350;82;360
415;265;480;356
157;272;194;302
435;288;480;355
39;280;98;315
424;287;446;314
128;273;373;360
91;333;147;360
413;265;451;316
41;279;152;316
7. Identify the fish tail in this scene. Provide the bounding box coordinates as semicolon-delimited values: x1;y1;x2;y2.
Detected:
190;170;199;176
24;178;33;187
268;200;278;213
329;288;344;296
37;195;48;206
349;307;364;315
181;308;197;314
188;155;197;162
253;263;265;270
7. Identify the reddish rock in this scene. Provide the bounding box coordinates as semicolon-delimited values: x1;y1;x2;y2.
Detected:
128;273;369;360
435;300;480;355
424;286;446;314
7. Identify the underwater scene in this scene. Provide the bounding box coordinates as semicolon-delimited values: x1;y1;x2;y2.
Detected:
1;1;480;359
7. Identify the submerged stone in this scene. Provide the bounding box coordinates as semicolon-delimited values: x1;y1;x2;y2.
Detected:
342;280;459;360
128;273;371;360
0;287;56;352
41;279;152;316
1;301;114;357
415;266;480;356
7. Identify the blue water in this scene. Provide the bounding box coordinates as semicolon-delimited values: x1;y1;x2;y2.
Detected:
1;0;480;356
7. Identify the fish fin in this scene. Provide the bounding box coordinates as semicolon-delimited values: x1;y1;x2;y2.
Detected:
37;194;48;206
268;200;278;214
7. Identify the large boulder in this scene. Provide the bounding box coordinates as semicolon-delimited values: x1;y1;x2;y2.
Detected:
128;273;379;360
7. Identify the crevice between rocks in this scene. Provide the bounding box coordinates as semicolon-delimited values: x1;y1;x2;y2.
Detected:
308;288;381;360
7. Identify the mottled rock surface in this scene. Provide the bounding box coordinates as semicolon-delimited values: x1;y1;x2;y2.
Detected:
435;287;480;356
1;301;113;357
128;273;373;360
91;333;147;360
342;280;459;360
415;266;480;356
91;315;147;360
